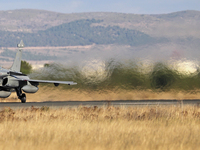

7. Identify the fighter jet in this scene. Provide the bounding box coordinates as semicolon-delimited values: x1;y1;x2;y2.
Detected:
0;40;77;103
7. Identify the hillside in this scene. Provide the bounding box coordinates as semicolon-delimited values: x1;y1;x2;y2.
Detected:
0;9;199;38
0;9;199;65
0;19;165;47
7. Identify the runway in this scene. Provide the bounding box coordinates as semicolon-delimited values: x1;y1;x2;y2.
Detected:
1;99;200;109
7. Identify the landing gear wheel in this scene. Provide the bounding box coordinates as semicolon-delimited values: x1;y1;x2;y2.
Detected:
15;88;27;103
20;93;26;103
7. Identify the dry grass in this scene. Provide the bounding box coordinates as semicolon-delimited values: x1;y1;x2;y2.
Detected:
3;87;200;102
0;105;200;149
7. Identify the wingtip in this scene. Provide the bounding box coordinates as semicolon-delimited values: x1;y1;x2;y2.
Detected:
71;82;77;85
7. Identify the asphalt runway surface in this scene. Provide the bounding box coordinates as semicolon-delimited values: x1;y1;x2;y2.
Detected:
1;100;200;109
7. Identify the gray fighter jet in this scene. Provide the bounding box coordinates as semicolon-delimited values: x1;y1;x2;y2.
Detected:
0;40;77;103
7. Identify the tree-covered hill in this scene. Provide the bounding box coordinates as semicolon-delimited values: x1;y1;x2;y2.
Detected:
0;9;199;47
0;19;164;47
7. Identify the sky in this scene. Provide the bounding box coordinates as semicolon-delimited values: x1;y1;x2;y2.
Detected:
0;0;199;14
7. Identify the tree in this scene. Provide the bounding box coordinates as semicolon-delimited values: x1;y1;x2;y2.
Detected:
150;62;175;90
20;60;32;74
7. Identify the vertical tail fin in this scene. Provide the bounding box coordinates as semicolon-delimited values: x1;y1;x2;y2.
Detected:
10;40;24;72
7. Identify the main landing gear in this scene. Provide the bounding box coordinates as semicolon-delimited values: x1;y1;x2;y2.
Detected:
20;93;26;103
15;87;26;103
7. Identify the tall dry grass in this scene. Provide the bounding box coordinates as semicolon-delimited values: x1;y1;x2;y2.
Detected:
0;105;200;149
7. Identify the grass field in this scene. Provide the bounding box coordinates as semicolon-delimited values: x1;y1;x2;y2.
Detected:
0;105;200;149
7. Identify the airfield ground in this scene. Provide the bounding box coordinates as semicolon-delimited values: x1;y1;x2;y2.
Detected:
0;87;200;149
2;86;200;102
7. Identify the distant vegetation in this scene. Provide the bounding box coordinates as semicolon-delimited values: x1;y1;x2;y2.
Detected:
30;61;200;91
0;19;165;47
20;60;32;74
